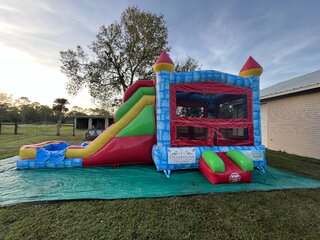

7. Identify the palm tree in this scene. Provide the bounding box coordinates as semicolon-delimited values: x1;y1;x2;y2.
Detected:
52;98;69;136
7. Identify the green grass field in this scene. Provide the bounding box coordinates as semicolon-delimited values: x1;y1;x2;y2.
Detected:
0;123;75;136
0;133;319;239
0;125;86;159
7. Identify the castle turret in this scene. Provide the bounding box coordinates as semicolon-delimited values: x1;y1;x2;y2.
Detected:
153;52;175;73
239;56;263;77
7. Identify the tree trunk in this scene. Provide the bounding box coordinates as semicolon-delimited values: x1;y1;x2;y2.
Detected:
56;113;62;136
14;122;18;135
56;120;61;136
72;120;75;136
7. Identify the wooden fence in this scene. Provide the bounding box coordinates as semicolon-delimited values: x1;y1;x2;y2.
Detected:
0;122;18;135
0;122;76;136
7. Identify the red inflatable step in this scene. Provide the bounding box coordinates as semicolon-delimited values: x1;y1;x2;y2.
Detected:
199;152;252;184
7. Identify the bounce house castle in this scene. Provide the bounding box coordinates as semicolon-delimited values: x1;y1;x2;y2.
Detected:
17;52;266;184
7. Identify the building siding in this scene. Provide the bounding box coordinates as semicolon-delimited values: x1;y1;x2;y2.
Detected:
261;91;320;159
261;103;268;148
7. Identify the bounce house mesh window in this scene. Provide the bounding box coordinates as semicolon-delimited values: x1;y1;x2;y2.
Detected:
220;128;248;139
176;126;208;140
176;92;248;119
170;82;253;147
218;128;252;146
176;106;205;118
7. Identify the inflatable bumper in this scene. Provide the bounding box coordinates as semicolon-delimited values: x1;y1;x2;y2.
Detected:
199;151;253;184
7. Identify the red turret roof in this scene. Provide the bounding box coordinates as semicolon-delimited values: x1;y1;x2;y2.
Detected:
240;56;262;73
155;52;174;65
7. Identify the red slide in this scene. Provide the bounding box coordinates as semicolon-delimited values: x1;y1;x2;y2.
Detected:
82;135;155;167
199;152;252;184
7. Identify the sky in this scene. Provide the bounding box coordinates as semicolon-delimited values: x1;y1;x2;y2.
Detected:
1;0;320;108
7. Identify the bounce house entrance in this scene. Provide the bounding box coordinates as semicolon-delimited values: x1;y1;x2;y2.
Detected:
170;82;253;147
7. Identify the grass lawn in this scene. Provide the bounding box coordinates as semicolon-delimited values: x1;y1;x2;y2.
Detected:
0;126;86;159
0;123;75;135
0;134;319;239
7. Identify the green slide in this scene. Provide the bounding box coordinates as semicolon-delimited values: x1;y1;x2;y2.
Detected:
116;105;155;137
116;87;155;122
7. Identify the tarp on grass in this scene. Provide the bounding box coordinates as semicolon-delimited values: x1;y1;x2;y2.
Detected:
1;156;320;206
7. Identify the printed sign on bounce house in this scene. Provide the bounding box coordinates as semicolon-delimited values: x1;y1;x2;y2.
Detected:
168;148;196;164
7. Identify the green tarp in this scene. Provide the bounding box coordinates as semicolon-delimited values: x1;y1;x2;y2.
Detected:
1;156;320;206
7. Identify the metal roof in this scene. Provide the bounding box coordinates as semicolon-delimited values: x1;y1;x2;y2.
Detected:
261;70;320;99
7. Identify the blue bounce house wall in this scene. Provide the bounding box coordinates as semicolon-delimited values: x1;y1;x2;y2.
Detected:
152;70;266;172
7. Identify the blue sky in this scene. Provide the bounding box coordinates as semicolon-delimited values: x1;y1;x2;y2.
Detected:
1;0;320;108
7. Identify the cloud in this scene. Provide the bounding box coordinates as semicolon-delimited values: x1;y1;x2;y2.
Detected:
1;0;320;108
154;0;320;88
0;2;19;12
0;0;130;107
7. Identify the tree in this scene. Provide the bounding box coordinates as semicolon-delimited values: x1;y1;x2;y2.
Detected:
52;98;69;136
175;56;200;72
67;106;87;118
38;105;55;123
52;98;69;122
60;6;169;106
71;106;84;113
0;92;13;105
14;96;31;106
14;97;31;123
6;106;20;122
0;92;13;123
85;108;110;117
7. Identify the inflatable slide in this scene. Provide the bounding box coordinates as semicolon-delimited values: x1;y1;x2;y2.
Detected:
17;80;156;169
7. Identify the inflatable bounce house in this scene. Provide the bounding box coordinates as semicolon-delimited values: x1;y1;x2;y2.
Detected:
17;52;266;184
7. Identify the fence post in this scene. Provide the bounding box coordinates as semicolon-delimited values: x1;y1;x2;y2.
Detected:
72;121;75;136
14;122;18;135
56;120;60;136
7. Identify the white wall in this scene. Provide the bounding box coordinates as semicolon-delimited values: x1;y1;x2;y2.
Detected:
261;91;320;159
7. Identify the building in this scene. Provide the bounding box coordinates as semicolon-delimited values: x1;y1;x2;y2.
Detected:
73;116;114;130
261;70;320;159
